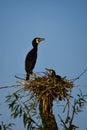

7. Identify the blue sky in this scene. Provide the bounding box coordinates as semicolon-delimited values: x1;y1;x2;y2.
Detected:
0;0;87;129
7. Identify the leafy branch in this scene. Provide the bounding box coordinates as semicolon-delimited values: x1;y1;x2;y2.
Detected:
0;121;15;130
58;90;87;130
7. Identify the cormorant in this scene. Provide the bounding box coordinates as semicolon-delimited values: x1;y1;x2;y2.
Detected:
25;37;45;80
45;68;61;80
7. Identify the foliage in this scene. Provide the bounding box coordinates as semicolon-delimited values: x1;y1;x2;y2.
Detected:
58;89;87;130
6;91;40;130
0;103;15;130
0;121;14;130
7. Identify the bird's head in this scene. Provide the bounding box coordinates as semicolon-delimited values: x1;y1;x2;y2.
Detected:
45;68;56;76
32;37;45;47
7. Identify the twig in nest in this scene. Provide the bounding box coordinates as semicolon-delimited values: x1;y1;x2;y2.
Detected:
15;75;25;80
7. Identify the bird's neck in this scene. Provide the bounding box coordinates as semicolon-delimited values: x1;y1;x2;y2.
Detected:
33;45;38;51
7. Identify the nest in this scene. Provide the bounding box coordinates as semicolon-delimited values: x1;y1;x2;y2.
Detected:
21;71;74;102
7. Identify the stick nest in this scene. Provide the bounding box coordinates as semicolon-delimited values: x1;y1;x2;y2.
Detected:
21;70;74;102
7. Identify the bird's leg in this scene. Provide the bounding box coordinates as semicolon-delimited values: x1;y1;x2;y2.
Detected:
26;73;30;80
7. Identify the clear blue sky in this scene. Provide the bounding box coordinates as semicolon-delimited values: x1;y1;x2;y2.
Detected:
0;0;87;130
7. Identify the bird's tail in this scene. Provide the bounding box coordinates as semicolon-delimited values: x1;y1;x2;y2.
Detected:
26;73;30;80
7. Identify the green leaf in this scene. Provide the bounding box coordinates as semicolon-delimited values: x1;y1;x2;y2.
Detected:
23;113;27;127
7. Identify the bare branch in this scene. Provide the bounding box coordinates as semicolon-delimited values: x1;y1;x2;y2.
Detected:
70;68;87;82
0;85;21;89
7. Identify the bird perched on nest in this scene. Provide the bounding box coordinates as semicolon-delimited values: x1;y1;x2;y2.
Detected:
25;37;45;80
45;68;61;80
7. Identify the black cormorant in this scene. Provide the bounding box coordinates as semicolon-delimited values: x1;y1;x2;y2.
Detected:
25;37;45;80
45;68;61;80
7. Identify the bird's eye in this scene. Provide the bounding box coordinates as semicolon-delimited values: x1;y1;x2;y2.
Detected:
50;70;53;74
36;39;40;44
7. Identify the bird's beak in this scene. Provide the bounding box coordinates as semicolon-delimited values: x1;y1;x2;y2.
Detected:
45;68;49;71
45;68;51;75
40;38;45;42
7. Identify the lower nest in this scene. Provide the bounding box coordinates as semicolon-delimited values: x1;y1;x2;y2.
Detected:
24;74;74;101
